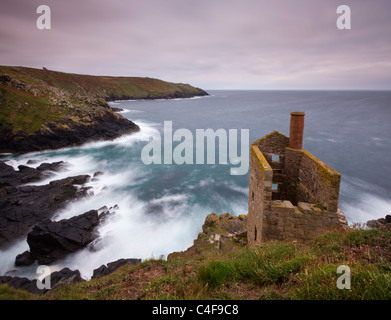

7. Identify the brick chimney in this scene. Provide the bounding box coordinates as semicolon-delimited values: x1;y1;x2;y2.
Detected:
289;111;305;150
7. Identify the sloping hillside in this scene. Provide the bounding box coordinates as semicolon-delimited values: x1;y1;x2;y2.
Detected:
0;66;208;153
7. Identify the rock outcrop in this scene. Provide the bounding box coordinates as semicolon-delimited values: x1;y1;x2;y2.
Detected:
14;205;119;266
168;212;247;260
0;111;139;154
0;65;208;153
17;210;100;265
0;268;83;295
0;161;66;187
92;258;142;279
0;161;91;247
366;215;391;231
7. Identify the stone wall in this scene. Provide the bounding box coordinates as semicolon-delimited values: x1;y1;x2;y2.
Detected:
252;131;289;201
247;145;273;245
247;130;347;244
297;150;341;213
262;200;348;242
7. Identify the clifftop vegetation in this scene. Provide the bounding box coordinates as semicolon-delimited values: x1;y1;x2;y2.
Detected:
0;66;207;153
1;213;390;300
0;65;207;135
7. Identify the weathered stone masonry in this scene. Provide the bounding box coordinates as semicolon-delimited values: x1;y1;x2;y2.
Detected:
247;112;348;245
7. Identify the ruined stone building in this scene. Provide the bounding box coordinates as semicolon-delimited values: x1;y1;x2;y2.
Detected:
247;112;348;245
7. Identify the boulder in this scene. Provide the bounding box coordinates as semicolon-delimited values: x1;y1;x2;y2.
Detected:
15;251;35;267
50;268;83;290
36;161;66;172
26;210;100;264
0;174;91;247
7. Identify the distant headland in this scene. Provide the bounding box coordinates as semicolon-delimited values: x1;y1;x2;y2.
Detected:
0;65;208;153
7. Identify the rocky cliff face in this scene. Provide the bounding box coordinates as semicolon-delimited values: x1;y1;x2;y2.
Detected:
0;66;207;153
0;68;141;153
168;212;248;261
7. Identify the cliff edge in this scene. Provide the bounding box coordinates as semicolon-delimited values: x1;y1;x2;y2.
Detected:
0;66;208;153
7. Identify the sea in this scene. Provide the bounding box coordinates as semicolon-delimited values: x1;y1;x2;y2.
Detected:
1;90;391;279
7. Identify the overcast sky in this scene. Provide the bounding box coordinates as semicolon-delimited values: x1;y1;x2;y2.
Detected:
1;0;390;90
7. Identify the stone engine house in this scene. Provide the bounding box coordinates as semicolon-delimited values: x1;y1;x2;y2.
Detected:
247;112;348;245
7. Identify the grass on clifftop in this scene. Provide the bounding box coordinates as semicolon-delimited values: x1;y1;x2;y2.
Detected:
0;65;207;135
0;86;63;134
1;228;390;300
0;66;207;102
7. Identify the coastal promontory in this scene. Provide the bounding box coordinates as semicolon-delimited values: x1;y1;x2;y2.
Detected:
0;66;208;153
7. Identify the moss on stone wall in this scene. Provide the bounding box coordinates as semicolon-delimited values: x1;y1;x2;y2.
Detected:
300;150;341;187
251;145;273;178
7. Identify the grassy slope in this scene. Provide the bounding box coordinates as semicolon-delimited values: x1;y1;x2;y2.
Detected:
0;66;207;101
0;66;207;134
1;228;390;300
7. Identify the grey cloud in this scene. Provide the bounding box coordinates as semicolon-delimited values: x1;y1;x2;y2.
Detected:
0;0;390;89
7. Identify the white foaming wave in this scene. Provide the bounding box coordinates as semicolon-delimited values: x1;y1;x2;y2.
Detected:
341;193;391;224
2;120;158;161
147;193;189;220
124;109;144;114
199;178;215;188
230;201;248;216
304;137;323;143
227;184;249;195
342;175;387;195
53;194;207;279
52;167;143;221
149;194;188;205
110;99;139;102
0;239;31;277
340;175;391;223
33;155;97;186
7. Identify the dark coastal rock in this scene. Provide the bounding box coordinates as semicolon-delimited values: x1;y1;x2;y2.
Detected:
36;161;66;172
92;258;141;279
97;205;117;223
0;112;140;154
111;107;124;112
0;267;83;295
13;206;117;266
0;275;43;295
0;174;91;247
15;251;35;267
0;161;65;188
0;65;209;154
26;210;100;264
49;268;84;290
93;171;104;178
